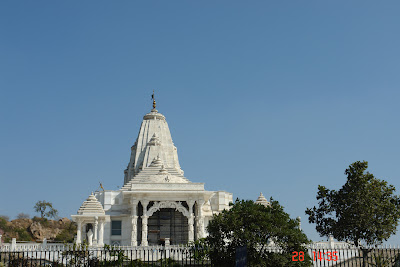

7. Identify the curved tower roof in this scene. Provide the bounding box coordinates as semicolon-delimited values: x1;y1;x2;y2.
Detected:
255;192;270;207
77;192;105;215
123;106;186;185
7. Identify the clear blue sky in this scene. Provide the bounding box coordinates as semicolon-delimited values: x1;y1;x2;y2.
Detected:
1;1;400;244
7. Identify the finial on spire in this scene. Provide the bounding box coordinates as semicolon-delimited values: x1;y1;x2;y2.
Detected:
151;90;156;109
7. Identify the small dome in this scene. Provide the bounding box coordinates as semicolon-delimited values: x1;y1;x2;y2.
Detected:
77;193;105;215
255;192;270;207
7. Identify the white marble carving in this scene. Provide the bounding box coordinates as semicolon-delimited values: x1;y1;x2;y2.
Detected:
72;104;233;246
147;201;190;217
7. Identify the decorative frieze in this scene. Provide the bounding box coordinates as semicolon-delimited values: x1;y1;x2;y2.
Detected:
146;201;189;218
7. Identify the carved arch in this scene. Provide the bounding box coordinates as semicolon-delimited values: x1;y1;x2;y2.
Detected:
146;201;190;218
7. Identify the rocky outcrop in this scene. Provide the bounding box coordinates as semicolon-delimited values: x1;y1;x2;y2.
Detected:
58;217;70;225
28;221;62;240
0;217;75;242
9;218;31;229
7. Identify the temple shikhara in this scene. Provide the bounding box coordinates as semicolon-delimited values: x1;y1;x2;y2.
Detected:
72;96;233;246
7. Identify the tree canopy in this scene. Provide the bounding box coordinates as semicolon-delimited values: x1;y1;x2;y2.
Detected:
205;198;311;267
34;200;58;219
306;161;400;247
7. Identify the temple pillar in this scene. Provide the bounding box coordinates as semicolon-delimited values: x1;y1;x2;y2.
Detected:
94;217;98;245
98;220;104;246
76;220;82;244
141;200;149;246
131;200;139;246
188;200;195;242
82;223;87;243
141;215;149;246
196;200;205;239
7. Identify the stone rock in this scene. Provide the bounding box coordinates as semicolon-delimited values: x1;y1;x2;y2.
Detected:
58;217;70;226
29;221;62;241
10;219;32;229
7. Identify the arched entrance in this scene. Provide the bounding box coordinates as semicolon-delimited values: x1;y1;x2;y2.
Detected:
145;201;191;245
148;208;188;245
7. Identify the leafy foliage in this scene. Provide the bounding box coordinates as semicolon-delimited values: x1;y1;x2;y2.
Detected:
55;221;77;243
32;216;50;226
190;238;210;262
206;198;311;267
0;215;9;221
15;228;33;241
306;161;400;247
0;217;10;231
368;253;395;267
34;200;58;219
62;243;89;266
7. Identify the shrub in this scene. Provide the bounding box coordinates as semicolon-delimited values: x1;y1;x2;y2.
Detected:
55;221;77;242
17;213;30;219
0;215;9;221
15;228;33;241
32;216;49;227
0;217;9;231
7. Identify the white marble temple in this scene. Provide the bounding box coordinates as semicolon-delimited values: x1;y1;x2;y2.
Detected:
72;99;233;246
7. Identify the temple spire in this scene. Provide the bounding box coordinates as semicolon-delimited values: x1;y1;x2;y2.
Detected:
151;90;156;109
123;103;184;185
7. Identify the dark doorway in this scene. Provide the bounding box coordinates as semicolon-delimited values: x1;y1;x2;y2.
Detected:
147;208;188;245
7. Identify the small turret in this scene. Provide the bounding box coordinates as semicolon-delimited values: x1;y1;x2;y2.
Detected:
255;192;270;207
77;193;105;215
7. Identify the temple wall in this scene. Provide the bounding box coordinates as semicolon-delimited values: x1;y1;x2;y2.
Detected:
103;222;111;246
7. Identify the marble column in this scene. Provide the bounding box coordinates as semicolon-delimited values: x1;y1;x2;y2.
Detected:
141;200;149;246
82;223;86;243
98;221;104;246
188;200;195;242
94;217;98;245
131;200;139;246
196;200;205;239
76;221;82;244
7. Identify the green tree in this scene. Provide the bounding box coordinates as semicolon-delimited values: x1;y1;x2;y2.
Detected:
34;200;59;219
206;199;311;267
306;161;400;247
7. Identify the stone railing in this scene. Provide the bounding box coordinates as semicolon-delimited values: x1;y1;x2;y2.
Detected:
0;238;71;252
0;238;191;252
0;243;201;264
311;235;356;249
0;238;355;252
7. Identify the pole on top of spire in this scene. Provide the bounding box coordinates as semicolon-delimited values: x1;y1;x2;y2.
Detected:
151;90;156;109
